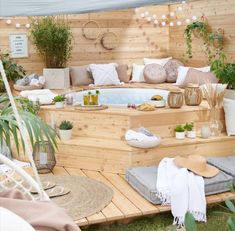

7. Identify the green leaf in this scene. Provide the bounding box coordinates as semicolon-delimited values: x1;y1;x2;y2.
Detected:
185;212;197;231
226;200;235;213
227;217;235;231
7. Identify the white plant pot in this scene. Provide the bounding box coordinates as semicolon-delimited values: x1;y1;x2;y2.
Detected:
55;102;64;109
187;130;196;139
224;94;235;136
59;129;72;141
43;68;70;89
175;132;185;140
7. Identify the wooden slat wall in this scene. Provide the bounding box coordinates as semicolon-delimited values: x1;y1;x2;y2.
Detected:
169;0;235;66
0;5;169;74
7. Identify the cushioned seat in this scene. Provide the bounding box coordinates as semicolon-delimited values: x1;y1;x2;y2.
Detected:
208;156;235;186
125;166;233;204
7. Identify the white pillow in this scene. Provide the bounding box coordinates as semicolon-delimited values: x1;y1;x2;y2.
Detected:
144;57;172;66
89;64;121;86
175;66;210;86
131;64;145;82
0;207;36;231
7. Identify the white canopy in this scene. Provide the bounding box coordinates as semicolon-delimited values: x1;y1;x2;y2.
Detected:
0;0;180;17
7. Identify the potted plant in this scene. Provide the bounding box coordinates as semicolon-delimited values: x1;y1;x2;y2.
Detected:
184;21;210;59
59;120;73;141
184;122;196;139
209;32;224;48
30;16;73;89
53;95;65;109
174;125;185;140
0;51;26;92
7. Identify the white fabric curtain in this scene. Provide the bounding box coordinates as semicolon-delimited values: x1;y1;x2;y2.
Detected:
0;0;180;17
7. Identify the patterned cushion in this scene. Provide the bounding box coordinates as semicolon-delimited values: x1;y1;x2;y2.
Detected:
89;64;121;86
144;64;167;84
126;166;233;204
164;59;184;83
208;156;235;186
70;65;93;86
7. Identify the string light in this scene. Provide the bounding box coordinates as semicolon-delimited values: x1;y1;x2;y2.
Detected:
177;21;182;26
192;15;197;21
146;17;151;22
154;19;159;25
15;23;21;28
144;11;149;16
6;19;12;25
25;23;31;29
161;14;167;19
178;6;183;11
185;18;191;24
169;22;174;27
161;21;166;26
170;12;175;17
140;13;145;18
152;14;157;19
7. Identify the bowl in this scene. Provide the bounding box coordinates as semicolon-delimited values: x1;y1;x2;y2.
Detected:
148;99;166;108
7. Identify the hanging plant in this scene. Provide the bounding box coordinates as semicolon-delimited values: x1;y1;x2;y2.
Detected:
184;21;210;59
209;32;224;48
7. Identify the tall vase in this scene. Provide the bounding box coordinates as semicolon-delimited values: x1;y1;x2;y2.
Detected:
209;107;223;136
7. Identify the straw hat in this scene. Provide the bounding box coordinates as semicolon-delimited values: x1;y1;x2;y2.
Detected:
174;155;219;177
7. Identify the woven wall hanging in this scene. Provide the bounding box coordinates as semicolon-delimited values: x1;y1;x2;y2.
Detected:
82;20;100;40
101;31;119;50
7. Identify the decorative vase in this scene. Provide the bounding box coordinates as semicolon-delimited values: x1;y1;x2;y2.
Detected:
175;132;185;140
59;129;72;141
185;84;202;106
209;107;223;136
83;95;90;105
55;101;64;109
33;141;56;174
91;94;99;105
167;90;184;108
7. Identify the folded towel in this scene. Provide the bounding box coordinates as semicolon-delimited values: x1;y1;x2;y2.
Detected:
156;158;206;226
29;78;40;86
125;130;157;142
20;89;57;105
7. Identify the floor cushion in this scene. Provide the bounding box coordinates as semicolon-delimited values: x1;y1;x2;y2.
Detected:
126;166;233;204
208;156;235;186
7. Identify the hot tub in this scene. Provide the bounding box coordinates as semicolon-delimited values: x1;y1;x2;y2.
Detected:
69;88;169;106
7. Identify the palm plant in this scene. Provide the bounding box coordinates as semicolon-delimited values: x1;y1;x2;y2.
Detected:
0;96;57;154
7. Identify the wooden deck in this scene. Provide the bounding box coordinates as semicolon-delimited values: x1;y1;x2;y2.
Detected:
50;166;235;227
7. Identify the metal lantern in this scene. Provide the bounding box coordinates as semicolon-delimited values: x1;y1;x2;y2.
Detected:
33;141;56;174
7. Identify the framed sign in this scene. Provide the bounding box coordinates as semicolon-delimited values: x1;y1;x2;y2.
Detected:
9;33;28;58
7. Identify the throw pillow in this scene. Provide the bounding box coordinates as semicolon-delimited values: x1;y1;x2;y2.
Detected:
144;64;167;84
175;66;210;86
89;63;121;86
144;57;172;66
131;64;145;82
116;64;129;83
164;59;184;83
70;66;93;86
182;68;219;86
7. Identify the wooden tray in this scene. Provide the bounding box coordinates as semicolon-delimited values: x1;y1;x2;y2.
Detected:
75;104;108;111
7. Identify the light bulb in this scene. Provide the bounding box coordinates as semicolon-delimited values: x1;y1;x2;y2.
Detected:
185;18;191;24
140;13;145;18
154;19;159;25
178;6;183;11
144;11;149;16
161;21;166;26
170;12;175;17
169;22;174;27
134;8;139;13
25;23;30;29
177;21;182;26
15;23;21;28
147;17;151;22
161;14;167;19
6;19;12;25
192;15;197;21
152;14;157;19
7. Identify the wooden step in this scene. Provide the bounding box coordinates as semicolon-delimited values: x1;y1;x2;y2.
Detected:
55;134;235;173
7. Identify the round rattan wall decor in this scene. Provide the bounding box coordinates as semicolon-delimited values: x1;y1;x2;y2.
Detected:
101;31;119;50
82;20;100;40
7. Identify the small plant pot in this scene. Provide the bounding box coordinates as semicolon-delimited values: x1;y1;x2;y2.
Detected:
187;130;196;139
55;102;64;109
175;132;185;140
59;129;72;141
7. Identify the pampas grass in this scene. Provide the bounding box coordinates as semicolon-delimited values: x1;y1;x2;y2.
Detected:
202;83;227;109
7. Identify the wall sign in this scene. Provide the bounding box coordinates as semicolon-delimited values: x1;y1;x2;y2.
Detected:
9;33;28;58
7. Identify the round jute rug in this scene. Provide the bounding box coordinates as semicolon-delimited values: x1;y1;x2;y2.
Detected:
40;175;113;220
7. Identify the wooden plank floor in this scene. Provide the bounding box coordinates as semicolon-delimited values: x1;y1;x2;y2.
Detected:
50;166;235;227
